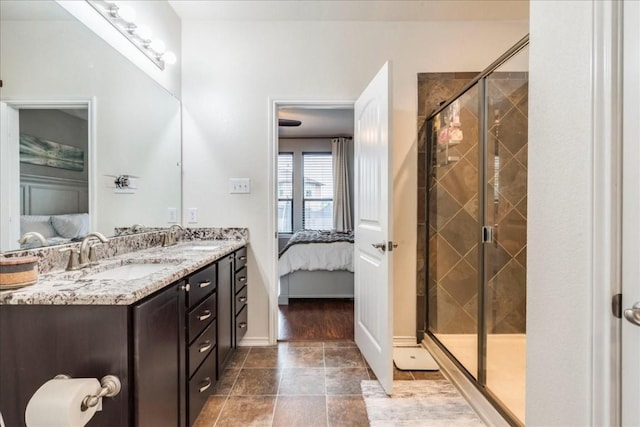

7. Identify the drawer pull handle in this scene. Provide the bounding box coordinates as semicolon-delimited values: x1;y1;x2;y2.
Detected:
238;322;247;329
238;277;247;283
238;296;247;303
198;310;212;321
239;256;247;261
199;280;211;288
199;377;212;393
198;340;212;353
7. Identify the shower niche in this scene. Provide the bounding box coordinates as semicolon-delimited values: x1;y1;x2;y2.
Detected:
422;38;529;426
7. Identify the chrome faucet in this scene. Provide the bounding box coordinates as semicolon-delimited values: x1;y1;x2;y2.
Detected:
130;224;145;233
79;232;109;266
163;224;184;247
18;232;47;246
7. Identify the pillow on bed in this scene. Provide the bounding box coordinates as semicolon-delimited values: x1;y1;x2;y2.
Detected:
51;213;90;239
20;215;57;238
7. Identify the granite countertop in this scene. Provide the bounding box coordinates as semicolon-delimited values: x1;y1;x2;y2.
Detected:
0;240;246;306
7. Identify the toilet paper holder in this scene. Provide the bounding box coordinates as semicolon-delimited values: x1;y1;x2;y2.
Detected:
54;374;121;411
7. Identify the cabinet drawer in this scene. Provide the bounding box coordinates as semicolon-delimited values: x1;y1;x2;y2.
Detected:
187;263;217;307
188;350;216;427
235;285;247;315
235;305;248;344
188;292;216;344
234;247;247;271
189;319;216;378
234;266;247;294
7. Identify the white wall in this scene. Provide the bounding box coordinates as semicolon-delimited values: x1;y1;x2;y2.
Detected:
527;1;594;424
181;20;528;343
58;0;182;98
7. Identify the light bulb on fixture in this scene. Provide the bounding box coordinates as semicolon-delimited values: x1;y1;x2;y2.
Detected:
110;3;136;23
149;39;166;54
162;51;177;65
135;25;153;41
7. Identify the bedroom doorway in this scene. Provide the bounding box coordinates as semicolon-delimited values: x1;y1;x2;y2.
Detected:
274;103;356;341
0;100;94;252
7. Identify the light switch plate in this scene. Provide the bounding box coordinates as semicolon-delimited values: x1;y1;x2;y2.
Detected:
187;208;198;223
167;207;177;223
229;178;251;194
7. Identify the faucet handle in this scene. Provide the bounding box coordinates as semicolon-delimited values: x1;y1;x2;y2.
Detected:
88;243;102;263
59;247;81;271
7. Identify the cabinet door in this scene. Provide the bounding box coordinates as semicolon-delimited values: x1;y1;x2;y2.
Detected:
217;254;233;374
134;281;185;427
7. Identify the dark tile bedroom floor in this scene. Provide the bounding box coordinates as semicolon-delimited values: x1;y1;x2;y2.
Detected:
193;341;446;427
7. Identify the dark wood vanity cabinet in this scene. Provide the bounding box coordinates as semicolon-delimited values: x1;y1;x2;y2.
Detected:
134;280;186;427
184;263;217;427
233;247;248;346
0;246;247;427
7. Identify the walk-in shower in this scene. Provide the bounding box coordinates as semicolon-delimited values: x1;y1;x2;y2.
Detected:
422;36;529;425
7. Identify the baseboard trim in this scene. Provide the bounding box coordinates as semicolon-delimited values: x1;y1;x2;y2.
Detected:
237;337;270;347
422;335;509;427
394;336;419;347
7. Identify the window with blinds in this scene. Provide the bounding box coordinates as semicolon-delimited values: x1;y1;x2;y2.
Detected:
302;153;333;230
277;153;293;233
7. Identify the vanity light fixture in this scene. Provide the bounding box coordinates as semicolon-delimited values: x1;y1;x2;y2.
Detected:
85;0;177;70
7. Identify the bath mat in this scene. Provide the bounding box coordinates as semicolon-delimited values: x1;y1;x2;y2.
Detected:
393;346;439;371
361;380;485;426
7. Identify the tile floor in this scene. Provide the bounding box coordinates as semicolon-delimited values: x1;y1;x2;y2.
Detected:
193;341;446;426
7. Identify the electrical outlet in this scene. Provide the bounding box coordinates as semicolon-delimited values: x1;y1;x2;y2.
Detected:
167;207;177;223
229;178;251;194
187;208;198;223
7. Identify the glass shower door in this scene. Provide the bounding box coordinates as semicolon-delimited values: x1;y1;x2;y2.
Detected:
483;46;529;424
427;84;481;378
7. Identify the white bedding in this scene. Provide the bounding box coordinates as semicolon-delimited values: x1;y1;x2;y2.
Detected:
278;241;354;277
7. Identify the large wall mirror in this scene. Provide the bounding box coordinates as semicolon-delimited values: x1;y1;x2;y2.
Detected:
0;0;182;252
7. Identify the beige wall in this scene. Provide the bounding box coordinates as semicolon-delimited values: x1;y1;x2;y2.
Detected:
181;19;529;343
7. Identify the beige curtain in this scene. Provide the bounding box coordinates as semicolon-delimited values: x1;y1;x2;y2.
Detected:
332;137;352;231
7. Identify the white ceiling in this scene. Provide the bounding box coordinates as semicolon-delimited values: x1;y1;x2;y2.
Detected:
279;107;354;139
169;0;529;22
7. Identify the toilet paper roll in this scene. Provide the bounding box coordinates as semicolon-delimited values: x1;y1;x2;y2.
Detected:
25;378;100;427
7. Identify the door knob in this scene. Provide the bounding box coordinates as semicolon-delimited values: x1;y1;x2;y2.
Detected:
623;302;640;327
372;242;386;251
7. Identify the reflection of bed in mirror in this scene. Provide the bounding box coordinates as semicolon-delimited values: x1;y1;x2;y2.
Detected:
19;174;89;248
278;230;354;305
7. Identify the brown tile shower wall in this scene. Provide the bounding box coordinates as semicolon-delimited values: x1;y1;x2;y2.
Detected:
485;73;528;334
417;73;528;335
417;73;477;335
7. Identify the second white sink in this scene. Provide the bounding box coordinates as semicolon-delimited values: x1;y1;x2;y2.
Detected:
87;263;171;281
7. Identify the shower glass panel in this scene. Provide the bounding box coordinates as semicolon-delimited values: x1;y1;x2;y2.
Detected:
424;36;528;427
483;46;528;424
427;84;480;378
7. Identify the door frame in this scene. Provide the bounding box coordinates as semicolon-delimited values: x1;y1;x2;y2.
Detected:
267;98;355;344
0;98;97;251
591;0;622;425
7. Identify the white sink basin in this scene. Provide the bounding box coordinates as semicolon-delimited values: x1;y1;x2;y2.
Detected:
87;263;170;281
186;242;227;251
187;246;223;251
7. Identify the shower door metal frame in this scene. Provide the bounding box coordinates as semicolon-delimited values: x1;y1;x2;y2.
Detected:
422;35;529;427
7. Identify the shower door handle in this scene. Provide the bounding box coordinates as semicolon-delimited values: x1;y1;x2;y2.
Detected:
623;302;640;327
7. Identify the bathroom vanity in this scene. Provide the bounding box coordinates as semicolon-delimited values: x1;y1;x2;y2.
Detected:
0;235;248;427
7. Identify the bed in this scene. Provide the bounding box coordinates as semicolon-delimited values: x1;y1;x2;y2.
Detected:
278;230;354;305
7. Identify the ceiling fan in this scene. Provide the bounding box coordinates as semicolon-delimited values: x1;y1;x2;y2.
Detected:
278;118;301;127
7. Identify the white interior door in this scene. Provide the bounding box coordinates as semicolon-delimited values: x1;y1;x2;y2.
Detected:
0;102;21;251
622;2;640;425
353;62;393;394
